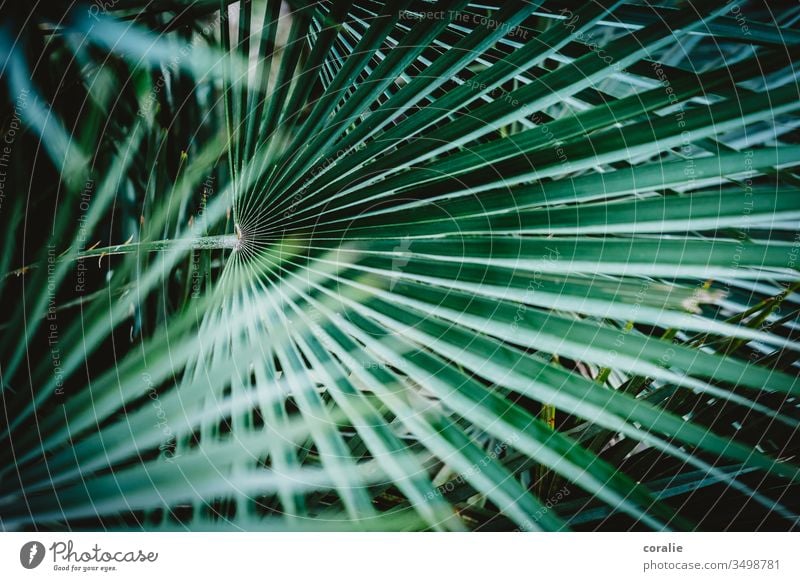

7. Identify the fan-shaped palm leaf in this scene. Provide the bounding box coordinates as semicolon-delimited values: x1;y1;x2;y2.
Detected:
1;0;799;531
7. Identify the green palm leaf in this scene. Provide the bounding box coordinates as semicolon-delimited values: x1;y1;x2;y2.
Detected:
1;0;799;531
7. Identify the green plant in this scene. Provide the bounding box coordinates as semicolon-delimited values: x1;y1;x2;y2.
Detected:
1;0;799;531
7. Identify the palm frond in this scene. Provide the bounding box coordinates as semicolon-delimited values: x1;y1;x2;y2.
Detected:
1;0;799;531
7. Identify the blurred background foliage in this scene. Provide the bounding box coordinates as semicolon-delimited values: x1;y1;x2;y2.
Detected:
1;0;800;531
